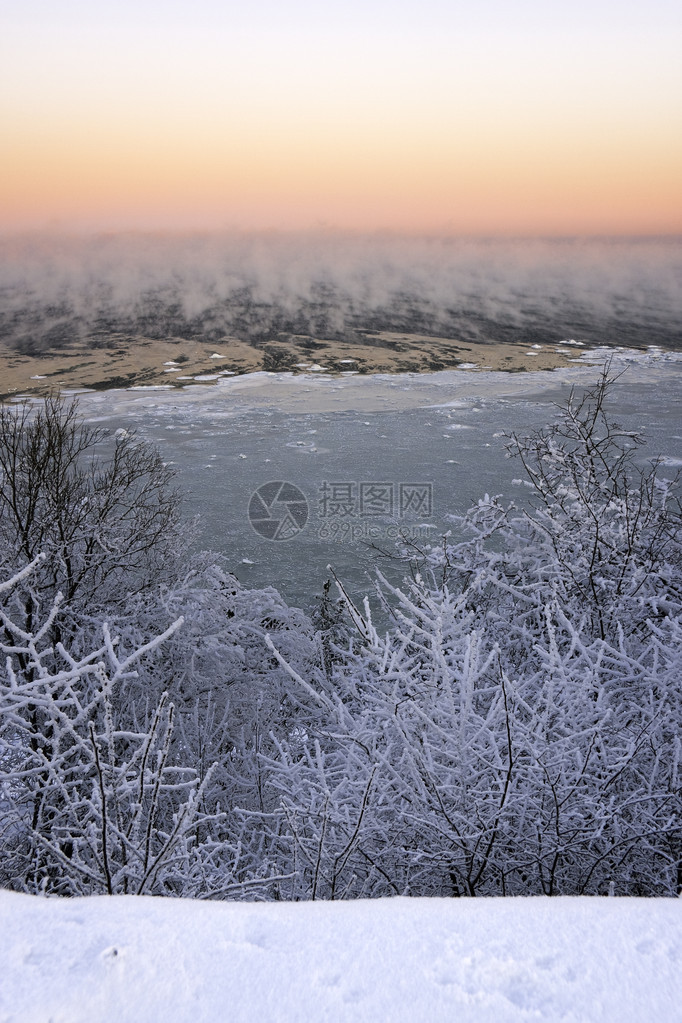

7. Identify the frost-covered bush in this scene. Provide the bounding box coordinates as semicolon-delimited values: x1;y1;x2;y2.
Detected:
0;557;284;897
0;397;324;896
261;375;682;897
2;376;680;899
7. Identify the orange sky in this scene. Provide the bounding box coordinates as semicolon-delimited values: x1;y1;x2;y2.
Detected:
2;1;681;235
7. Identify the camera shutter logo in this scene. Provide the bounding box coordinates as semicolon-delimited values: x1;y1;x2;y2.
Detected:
248;481;309;541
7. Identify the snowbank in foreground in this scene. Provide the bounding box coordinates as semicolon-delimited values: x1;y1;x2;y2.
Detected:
1;892;680;1023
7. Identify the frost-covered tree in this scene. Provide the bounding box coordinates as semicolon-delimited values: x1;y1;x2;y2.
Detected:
502;367;682;641
0;394;327;897
260;374;682;897
0;397;189;643
0;557;284;897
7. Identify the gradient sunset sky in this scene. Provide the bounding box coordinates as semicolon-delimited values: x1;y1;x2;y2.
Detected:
3;0;681;235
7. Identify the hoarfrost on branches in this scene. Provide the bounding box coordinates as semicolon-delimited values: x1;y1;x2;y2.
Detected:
1;376;681;898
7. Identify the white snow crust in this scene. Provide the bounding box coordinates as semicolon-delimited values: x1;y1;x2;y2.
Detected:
1;891;680;1022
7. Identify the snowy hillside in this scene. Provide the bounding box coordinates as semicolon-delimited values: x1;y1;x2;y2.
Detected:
1;891;680;1023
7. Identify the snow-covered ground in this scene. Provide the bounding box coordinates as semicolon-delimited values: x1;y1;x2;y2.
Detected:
1;891;680;1022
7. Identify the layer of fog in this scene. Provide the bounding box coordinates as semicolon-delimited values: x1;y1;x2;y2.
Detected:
1;233;680;352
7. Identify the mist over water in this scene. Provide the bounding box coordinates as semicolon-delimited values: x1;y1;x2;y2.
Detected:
1;233;680;354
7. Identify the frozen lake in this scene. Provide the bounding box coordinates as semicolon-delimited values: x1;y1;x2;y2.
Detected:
74;348;682;613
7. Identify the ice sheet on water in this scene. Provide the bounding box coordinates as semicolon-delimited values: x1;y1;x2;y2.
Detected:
72;357;682;611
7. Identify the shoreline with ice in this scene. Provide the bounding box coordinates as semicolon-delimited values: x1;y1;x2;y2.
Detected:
51;344;682;420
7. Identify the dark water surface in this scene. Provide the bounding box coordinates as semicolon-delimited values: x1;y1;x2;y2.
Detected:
79;355;682;613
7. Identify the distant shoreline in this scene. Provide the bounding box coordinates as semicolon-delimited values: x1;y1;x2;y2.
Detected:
17;346;679;422
0;332;649;401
